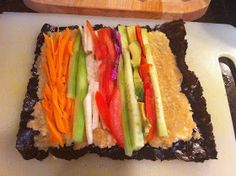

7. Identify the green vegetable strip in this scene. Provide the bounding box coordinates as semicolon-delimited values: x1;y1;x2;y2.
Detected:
67;30;81;98
127;25;137;43
138;102;151;138
118;26;144;150
118;57;133;156
73;29;88;142
128;41;144;101
141;28;168;137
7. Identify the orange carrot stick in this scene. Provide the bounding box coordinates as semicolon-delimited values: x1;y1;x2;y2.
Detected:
46;116;64;146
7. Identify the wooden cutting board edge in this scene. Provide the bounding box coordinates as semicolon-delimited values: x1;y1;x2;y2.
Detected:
23;0;211;21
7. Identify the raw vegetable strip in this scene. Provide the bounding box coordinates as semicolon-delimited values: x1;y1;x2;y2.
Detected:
83;25;99;144
42;28;75;146
92;86;99;130
135;26;160;140
118;25;144;150
72;35;88;142
118;57;133;155
68;29;80;98
139;28;168;137
84;93;93;144
86;21;125;147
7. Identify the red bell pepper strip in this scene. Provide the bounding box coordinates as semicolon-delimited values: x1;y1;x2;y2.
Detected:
98;62;106;94
86;20;103;59
109;88;124;147
104;62;115;103
98;28;116;62
98;61;115;103
96;28;116;103
95;91;110;129
139;64;157;141
136;26;146;64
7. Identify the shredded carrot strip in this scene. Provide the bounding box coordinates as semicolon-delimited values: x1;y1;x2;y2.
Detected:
68;37;75;56
58;28;71;78
41;28;75;146
46;116;64;146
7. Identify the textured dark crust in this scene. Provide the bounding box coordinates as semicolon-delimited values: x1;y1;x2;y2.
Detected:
16;20;217;162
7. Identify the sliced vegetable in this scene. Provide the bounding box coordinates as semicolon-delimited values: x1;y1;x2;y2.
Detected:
138;102;151;139
127;25;137;43
73;30;88;142
67;30;80;98
135;26;146;64
83;26;99;144
118;57;133;156
109;88;124;147
118;25;144;150
98;28;116;61
83;25;93;53
111;29;122;80
104;63;115;103
139;64;156;141
84;92;93;144
128;41;142;68
95;91;110;129
141;28;168;137
45;115;64;146
43;29;75;146
128;41;144;101
86;20;102;59
92;87;100;130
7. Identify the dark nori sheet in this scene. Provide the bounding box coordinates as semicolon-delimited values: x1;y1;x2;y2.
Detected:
16;20;217;162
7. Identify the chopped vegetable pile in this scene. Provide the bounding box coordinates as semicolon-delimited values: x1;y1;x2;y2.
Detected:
41;22;168;155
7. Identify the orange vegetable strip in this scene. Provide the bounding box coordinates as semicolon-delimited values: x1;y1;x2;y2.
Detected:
45;115;64;146
52;89;66;133
58;28;71;78
62;112;70;134
50;37;56;62
41;28;77;145
43;62;51;85
62;49;70;79
55;34;62;74
43;34;51;47
68;38;75;56
46;49;56;85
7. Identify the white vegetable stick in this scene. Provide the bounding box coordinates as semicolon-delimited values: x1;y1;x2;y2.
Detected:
82;26;88;53
92;83;99;130
84;92;93;144
79;26;84;41
86;25;93;52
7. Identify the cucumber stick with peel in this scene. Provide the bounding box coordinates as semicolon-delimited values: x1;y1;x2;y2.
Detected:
118;25;144;150
128;41;144;101
141;28;168;137
118;57;133;156
67;30;81;98
73;29;89;142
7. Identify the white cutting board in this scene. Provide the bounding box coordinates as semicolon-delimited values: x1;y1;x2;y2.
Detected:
0;12;236;176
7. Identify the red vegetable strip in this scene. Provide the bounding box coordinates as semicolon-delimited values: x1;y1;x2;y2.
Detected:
139;64;156;141
109;88;124;147
98;28;116;61
104;63;115;103
95;91;111;129
136;26;146;64
86;20;103;59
